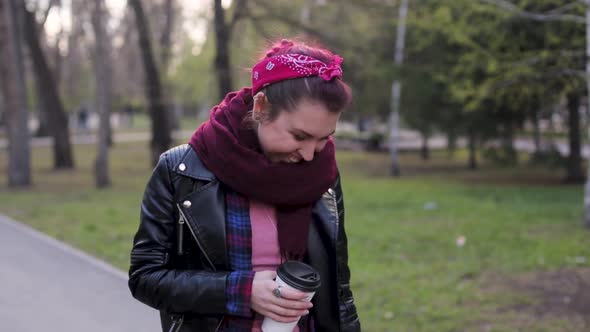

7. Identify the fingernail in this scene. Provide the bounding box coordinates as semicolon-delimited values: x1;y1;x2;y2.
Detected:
304;310;309;315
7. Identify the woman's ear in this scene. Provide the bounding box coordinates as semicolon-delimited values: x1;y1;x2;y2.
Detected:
253;92;270;121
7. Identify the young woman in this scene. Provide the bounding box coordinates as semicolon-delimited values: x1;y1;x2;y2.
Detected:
129;39;361;332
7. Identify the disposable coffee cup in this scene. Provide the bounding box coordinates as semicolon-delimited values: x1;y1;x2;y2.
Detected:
261;261;321;332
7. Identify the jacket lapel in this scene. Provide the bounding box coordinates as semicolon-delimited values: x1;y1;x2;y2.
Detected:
173;146;228;271
179;181;228;271
311;192;339;245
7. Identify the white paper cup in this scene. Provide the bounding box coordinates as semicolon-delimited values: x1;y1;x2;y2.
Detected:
261;262;320;332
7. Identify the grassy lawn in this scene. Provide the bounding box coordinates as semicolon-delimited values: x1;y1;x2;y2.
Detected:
110;114;204;133
0;141;588;331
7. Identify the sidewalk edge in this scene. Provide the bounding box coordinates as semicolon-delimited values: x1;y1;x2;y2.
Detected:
0;213;128;280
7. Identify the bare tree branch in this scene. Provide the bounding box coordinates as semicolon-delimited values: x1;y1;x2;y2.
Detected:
479;0;585;23
546;2;582;15
249;15;273;40
488;68;586;92
38;0;58;28
228;0;248;31
506;50;584;68
159;0;175;72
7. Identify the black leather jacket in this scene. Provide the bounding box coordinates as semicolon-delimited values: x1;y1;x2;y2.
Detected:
128;145;361;332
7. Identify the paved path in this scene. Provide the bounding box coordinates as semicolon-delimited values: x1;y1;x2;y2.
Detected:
0;214;160;332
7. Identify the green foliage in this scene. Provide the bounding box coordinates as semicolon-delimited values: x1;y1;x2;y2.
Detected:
169;31;217;107
389;0;588;158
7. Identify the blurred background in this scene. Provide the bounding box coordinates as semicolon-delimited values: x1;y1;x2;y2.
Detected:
1;0;590;331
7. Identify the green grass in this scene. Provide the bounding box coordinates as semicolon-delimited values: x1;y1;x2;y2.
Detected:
110;114;203;133
0;142;588;331
340;154;586;331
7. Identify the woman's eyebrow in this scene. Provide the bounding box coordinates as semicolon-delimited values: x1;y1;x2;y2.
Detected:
292;128;335;139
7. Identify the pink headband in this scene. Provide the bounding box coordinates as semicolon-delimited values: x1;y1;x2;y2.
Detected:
251;53;343;94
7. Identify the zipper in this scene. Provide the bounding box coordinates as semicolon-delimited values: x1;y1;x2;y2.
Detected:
214;316;224;332
177;212;185;255
176;203;217;272
168;314;184;332
176;204;225;331
328;187;344;331
328;189;340;243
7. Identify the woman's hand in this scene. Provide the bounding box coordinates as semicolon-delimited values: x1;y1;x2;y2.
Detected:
250;270;313;323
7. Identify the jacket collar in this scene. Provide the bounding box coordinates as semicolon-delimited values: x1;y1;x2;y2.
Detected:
171;144;216;181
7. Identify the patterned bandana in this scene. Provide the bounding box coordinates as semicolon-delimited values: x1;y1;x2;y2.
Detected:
251;53;344;94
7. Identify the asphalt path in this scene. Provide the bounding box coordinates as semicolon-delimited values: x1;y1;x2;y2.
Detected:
0;214;160;332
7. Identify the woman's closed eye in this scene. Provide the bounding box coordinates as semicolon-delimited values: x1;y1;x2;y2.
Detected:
292;133;308;141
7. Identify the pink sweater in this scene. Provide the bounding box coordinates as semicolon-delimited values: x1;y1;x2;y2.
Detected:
249;200;301;332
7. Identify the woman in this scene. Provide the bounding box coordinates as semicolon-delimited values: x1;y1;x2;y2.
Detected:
129;39;361;332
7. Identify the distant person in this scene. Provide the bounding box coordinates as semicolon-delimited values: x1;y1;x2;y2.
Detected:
123;104;134;128
77;106;88;131
128;39;361;332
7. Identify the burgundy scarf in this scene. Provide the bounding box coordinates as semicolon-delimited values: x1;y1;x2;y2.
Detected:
189;88;337;259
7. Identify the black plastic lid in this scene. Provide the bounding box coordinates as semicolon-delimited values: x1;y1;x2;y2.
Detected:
277;261;321;292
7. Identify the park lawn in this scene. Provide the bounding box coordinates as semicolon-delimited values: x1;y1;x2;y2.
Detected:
0;142;588;331
111;114;204;133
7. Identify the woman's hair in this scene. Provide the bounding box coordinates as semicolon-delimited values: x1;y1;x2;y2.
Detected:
256;39;352;121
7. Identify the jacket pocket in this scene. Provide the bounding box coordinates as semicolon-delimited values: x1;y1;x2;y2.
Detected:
130;251;169;266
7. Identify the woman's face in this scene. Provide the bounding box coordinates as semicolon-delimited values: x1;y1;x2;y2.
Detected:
255;95;340;164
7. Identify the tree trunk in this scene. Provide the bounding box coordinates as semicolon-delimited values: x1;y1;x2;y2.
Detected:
159;0;175;73
21;2;74;169
213;0;233;99
91;0;111;188
501;121;517;165
300;0;312;27
129;0;172;166
531;106;541;154
0;0;31;187
566;92;584;183
52;29;63;86
160;0;179;131
389;0;409;177
447;128;457;158
34;88;50;137
34;1;59;138
468;127;478;170
585;0;590;228
63;0;84;121
421;133;430;160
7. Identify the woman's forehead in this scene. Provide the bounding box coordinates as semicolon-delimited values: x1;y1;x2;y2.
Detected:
279;101;339;134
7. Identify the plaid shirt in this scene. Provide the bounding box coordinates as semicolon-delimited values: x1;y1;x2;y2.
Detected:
222;190;255;330
221;190;310;332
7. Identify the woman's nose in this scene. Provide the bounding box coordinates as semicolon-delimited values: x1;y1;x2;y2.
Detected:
300;140;327;162
299;142;316;162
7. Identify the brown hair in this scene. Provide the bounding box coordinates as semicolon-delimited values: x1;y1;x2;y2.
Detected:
255;39;352;121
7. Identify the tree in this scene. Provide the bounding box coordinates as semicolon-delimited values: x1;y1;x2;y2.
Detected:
160;0;179;130
32;0;59;138
565;91;585;182
159;0;176;73
91;0;112;188
129;0;172;166
389;0;409;175
213;0;233;97
21;1;74;169
0;0;31;187
212;0;248;99
476;0;590;226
